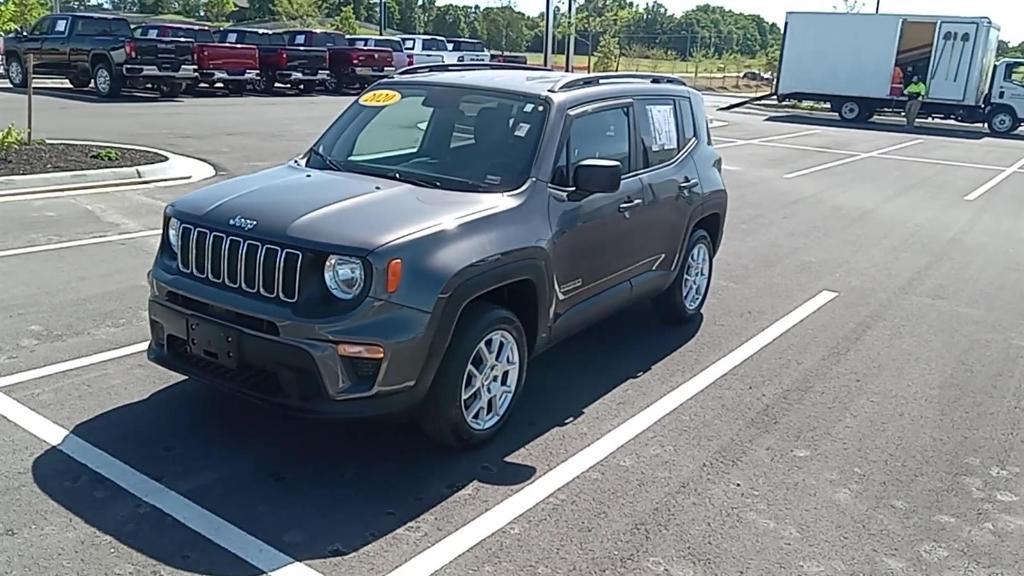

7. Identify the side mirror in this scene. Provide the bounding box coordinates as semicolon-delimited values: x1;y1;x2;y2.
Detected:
572;159;622;197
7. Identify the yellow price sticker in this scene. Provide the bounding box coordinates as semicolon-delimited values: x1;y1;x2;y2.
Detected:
358;89;403;107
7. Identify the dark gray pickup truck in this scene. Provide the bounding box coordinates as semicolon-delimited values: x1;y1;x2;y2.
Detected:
147;65;727;448
3;12;196;98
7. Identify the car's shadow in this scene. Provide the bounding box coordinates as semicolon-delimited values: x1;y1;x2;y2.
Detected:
764;112;1024;141
32;304;702;575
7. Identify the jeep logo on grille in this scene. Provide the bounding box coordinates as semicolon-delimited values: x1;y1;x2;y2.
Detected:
228;215;258;231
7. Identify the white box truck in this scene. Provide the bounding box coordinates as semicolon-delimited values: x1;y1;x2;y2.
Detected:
773;12;1024;134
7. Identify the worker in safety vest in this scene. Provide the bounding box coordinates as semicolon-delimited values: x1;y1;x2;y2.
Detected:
904;76;927;127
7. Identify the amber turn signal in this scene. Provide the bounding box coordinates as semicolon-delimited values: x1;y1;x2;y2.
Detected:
387;258;403;294
336;343;385;359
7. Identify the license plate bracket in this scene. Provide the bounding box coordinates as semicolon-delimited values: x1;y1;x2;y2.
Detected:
187;317;239;369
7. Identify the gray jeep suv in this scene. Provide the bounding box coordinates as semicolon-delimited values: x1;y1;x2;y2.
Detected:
147;64;728;447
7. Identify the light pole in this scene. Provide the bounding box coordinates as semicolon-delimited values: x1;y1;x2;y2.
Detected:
543;0;555;69
564;0;576;72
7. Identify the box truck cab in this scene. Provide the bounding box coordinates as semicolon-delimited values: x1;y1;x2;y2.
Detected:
775;12;1024;134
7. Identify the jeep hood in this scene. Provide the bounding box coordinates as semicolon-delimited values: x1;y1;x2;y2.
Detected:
169;163;508;254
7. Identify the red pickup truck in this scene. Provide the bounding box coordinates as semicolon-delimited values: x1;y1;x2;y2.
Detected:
217;28;329;94
282;30;394;93
134;23;258;95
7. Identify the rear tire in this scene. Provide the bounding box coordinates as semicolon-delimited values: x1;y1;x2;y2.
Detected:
654;229;715;325
300;81;316;94
68;75;91;89
254;72;275;95
837;99;866;122
92;61;122;98
415;303;527;448
158;81;184;98
227;81;245;96
7;57;27;88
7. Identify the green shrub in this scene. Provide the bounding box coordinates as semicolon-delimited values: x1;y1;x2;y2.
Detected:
90;148;122;162
0;123;27;156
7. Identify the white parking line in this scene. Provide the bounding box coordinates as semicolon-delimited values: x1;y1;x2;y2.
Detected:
0;392;322;576
386;289;840;576
714;129;820;149
0;342;148;390
0;230;160;258
963;156;1024;201
783;140;923;179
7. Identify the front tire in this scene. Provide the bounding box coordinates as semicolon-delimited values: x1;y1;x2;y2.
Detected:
416;303;528;448
7;57;26;88
654;229;715;324
92;61;122;98
988;108;1019;135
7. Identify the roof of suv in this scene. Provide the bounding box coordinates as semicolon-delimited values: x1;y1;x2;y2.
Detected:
386;69;697;101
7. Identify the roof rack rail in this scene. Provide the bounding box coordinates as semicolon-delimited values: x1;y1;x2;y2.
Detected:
548;73;686;93
394;62;553;76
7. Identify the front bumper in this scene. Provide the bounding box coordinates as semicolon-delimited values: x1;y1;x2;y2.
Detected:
147;268;434;418
276;70;331;84
123;64;198;80
198;69;259;83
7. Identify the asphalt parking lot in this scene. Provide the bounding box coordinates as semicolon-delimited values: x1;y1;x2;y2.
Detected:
2;84;1024;576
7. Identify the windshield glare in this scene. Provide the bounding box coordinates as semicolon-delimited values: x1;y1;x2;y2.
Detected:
309;85;547;192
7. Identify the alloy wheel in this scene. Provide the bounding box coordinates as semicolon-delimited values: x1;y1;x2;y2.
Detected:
682;242;711;312
461;329;520;431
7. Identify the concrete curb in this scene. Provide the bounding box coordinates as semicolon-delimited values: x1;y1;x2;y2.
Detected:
0;140;216;195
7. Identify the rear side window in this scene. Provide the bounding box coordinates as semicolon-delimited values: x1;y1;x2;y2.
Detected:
402;39;415;49
378;39;403;52
75;18;130;36
637;99;682;168
422;38;448;51
553;106;632;187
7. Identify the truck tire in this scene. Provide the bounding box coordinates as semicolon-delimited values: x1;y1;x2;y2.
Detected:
254;72;275;95
226;81;245;96
92;61;122;98
158;81;184;98
837;99;866;122
299;81;316;95
654;229;715;324
68;75;91;89
987;107;1019;135
6;57;26;89
415;302;528;448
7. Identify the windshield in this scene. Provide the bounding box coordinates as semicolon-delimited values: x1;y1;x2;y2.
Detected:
308;85;547;193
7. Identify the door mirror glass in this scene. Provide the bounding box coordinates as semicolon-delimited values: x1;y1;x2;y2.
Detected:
573;159;622;196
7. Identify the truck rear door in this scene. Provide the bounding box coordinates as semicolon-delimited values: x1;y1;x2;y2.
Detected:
927;21;980;101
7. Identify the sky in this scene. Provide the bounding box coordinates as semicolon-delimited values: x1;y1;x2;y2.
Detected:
439;0;1024;43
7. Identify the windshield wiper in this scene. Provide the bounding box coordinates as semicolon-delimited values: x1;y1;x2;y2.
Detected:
307;146;344;172
341;161;446;189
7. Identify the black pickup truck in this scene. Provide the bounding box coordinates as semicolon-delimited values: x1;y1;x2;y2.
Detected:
3;13;196;98
215;28;329;94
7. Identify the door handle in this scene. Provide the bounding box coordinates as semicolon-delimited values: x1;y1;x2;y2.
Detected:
618;198;643;213
679;179;700;192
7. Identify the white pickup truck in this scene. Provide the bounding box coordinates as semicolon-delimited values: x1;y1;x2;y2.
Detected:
445;38;490;63
398;35;450;66
347;35;441;69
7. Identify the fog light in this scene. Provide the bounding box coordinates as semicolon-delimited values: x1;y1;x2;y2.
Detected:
336;342;384;359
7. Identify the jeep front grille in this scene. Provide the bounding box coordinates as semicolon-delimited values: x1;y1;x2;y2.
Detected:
176;224;302;303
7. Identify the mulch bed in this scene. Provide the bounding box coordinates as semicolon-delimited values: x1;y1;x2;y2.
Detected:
0;143;167;177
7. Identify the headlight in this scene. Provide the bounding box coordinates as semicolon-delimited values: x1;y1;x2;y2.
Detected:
167;217;181;254
324;255;365;300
